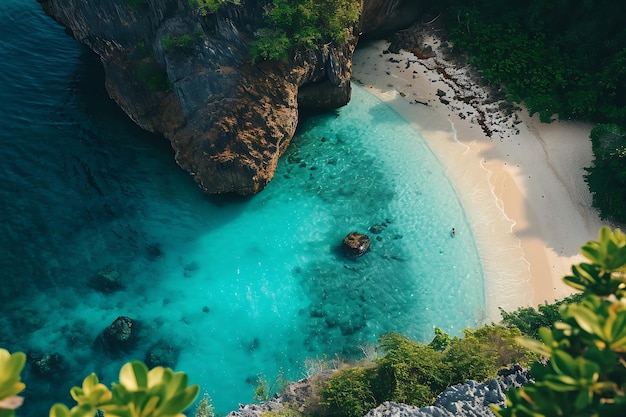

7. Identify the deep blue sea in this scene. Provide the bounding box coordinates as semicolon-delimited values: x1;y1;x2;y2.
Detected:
0;1;484;415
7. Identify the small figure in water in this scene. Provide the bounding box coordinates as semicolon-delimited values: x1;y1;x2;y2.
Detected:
451;227;456;237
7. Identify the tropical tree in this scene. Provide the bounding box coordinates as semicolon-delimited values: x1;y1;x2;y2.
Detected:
585;124;626;224
493;226;626;417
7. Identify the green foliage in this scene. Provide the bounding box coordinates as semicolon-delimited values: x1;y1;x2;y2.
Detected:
0;349;26;417
0;354;198;417
500;294;584;338
374;332;446;404
493;226;626;417
50;361;199;417
137;60;170;92
565;226;626;296
189;0;240;16
317;366;377;417
444;325;537;384
194;391;214;417
316;328;532;416
249;28;291;63
250;0;360;63
428;327;451;352
161;33;204;53
585;124;626;224
443;0;626;125
254;369;289;404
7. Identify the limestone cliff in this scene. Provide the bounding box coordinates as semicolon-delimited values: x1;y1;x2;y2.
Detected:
38;0;420;194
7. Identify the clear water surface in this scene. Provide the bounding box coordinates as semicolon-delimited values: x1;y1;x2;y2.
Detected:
0;1;484;414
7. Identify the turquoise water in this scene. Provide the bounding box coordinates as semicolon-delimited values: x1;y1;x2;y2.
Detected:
0;1;484;415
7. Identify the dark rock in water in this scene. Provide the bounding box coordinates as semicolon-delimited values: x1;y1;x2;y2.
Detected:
184;261;199;277
30;352;65;378
146;243;163;261
88;264;123;293
145;341;179;369
369;224;384;234
38;0;421;195
339;315;366;336
96;316;137;354
342;232;371;257
247;337;260;353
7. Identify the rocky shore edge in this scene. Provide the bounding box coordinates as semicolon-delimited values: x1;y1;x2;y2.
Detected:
227;365;530;417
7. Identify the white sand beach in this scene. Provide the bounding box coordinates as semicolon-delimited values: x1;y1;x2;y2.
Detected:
351;37;607;321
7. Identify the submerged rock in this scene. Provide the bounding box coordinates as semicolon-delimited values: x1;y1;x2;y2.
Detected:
96;316;138;354
30;352;65;379
342;231;371;257
88;264;123;293
145;341;179;369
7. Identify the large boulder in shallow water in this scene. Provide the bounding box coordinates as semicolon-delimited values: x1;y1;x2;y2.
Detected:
96;316;137;354
342;232;371;257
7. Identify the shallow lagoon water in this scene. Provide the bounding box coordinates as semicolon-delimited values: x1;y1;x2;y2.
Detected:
0;1;484;414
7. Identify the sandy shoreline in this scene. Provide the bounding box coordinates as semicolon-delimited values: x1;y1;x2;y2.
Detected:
351;38;606;322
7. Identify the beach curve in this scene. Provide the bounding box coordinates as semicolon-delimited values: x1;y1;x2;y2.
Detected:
351;37;606;321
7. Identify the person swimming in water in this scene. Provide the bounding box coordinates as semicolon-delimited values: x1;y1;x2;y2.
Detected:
451;227;456;237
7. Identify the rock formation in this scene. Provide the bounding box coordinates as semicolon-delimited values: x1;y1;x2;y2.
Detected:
145;340;179;368
342;231;371;257
37;0;421;194
95;315;137;354
88;263;124;293
30;352;65;379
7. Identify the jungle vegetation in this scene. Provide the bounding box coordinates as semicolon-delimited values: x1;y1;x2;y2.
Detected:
249;0;361;63
440;0;626;125
434;0;626;224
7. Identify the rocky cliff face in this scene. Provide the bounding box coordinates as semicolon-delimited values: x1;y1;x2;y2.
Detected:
38;0;419;194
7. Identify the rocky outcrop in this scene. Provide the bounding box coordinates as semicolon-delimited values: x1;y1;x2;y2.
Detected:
30;352;65;379
38;0;420;194
342;231;371;257
88;264;124;293
365;366;530;417
359;0;424;39
95;316;137;354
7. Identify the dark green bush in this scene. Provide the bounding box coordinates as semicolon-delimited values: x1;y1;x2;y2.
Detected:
499;294;584;338
250;0;360;63
443;0;626;124
374;333;446;404
585;124;626;224
444;325;537;384
161;33;204;53
316;328;533;416
317;366;377;417
137;59;170;91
